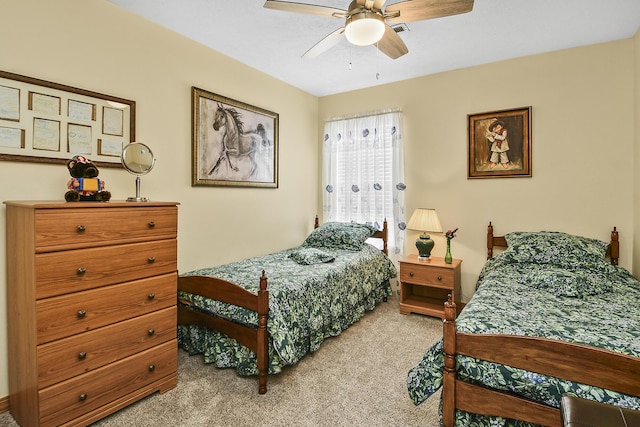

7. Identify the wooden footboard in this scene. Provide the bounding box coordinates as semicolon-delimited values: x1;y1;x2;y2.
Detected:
442;296;640;426
177;271;269;394
440;223;636;426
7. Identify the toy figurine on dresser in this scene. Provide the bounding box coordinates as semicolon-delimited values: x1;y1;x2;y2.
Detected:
65;155;111;202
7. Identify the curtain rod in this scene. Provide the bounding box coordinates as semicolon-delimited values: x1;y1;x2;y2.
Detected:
325;108;402;123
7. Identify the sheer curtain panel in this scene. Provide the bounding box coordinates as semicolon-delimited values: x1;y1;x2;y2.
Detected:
322;110;406;256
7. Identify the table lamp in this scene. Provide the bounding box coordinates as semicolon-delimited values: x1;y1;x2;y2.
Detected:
407;208;442;258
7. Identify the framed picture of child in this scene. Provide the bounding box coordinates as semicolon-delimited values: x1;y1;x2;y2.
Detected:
467;106;532;178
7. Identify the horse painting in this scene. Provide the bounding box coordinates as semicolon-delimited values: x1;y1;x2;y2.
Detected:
208;102;269;179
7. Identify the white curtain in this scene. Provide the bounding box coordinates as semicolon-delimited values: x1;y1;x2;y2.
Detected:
322;110;406;256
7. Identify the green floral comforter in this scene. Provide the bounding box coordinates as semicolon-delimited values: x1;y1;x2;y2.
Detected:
406;254;640;427
178;243;396;375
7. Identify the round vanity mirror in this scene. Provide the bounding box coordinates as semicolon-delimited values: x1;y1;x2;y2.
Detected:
121;142;156;202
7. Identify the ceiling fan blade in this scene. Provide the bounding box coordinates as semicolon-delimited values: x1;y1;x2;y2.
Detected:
385;0;474;24
376;24;408;59
302;27;345;59
357;0;386;10
263;1;346;18
373;0;387;10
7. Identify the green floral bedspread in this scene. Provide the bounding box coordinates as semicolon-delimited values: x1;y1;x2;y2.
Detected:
178;243;396;376
406;254;640;427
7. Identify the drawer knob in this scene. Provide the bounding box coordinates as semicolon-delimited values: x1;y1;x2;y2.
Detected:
148;293;155;300
409;272;414;277
148;221;156;228
147;256;156;263
79;393;88;402
78;352;87;360
148;329;155;336
76;225;86;233
437;276;443;281
148;364;156;372
77;310;87;318
77;267;87;275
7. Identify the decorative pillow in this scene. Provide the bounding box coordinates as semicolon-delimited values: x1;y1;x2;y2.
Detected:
288;247;335;265
501;231;609;269
302;221;377;251
520;265;613;298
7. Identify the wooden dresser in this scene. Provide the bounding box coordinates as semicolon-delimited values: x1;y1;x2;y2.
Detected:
4;200;179;427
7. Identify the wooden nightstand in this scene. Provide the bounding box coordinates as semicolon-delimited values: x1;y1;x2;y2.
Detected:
399;254;462;318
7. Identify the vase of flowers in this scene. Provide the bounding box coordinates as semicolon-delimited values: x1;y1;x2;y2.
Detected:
444;228;458;264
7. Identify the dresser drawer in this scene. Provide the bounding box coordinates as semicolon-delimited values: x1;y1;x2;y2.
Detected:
38;307;176;388
399;264;454;288
35;206;177;252
37;272;176;343
38;340;177;427
36;239;177;299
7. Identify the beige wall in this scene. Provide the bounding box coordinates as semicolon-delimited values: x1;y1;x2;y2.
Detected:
319;38;637;302
0;0;319;399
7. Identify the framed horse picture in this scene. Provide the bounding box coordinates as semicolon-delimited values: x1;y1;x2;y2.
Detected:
191;87;279;187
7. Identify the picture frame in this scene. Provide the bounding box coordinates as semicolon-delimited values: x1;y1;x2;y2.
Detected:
0;70;135;168
192;87;278;188
467;106;532;178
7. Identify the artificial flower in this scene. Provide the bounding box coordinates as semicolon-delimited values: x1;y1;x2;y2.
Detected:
445;228;458;240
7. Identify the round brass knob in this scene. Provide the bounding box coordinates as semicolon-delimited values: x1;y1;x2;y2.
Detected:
77;267;87;275
148;293;155;300
78;352;87;360
148;364;155;372
148;329;155;336
79;393;87;402
148;221;156;228
409;272;414;277
77;310;87;318
437;276;442;281
77;225;86;233
147;256;156;263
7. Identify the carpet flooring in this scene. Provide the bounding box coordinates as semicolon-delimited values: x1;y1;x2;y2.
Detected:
0;294;442;427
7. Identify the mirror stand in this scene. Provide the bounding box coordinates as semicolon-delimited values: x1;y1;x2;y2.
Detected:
121;142;155;202
127;176;149;202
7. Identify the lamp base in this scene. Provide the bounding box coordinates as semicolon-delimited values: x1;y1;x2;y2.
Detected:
415;234;435;258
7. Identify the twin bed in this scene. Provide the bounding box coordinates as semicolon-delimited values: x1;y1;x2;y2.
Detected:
407;223;640;426
176;217;640;424
177;218;396;393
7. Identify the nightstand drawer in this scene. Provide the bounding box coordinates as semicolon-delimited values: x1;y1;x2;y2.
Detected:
399;264;454;288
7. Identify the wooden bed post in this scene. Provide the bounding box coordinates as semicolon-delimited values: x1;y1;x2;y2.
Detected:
381;219;388;255
487;222;494;259
257;270;269;394
442;294;457;427
610;227;619;265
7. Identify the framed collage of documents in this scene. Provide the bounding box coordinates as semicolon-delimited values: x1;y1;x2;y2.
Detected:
0;70;136;167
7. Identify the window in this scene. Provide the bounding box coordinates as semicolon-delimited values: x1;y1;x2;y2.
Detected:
322;110;406;255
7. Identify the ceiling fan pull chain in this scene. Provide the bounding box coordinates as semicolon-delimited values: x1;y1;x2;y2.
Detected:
376;42;381;80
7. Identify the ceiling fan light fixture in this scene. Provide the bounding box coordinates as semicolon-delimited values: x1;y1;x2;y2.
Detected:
345;11;385;46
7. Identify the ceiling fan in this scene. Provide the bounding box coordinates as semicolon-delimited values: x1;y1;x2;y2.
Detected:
263;0;474;60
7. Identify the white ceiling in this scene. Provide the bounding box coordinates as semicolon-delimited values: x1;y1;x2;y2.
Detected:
107;0;640;97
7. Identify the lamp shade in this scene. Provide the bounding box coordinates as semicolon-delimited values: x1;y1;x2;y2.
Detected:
345;11;385;46
407;209;443;233
407;209;442;258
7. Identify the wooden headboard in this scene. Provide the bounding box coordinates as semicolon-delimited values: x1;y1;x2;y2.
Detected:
314;216;388;255
487;222;619;265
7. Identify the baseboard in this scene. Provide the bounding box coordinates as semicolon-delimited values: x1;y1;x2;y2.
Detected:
0;395;8;413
